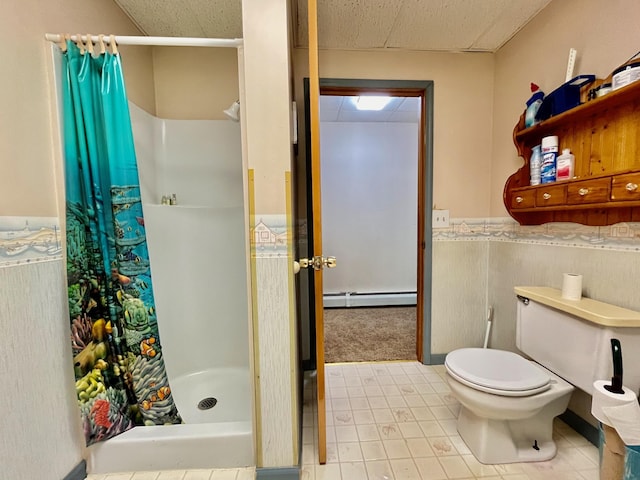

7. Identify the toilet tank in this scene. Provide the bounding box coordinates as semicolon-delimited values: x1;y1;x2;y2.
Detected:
514;287;640;396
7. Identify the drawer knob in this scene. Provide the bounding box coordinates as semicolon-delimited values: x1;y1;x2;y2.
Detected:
543;192;551;200
578;188;589;196
626;182;638;192
515;196;523;203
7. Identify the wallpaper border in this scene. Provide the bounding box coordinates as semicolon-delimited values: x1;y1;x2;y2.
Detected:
433;217;640;252
0;216;63;268
251;214;289;259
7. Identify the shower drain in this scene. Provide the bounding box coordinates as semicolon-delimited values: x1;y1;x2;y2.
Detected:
197;397;218;410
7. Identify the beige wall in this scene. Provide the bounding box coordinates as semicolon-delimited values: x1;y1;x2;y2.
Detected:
0;1;150;478
0;0;153;217
292;48;495;218
5;1;639;476
152;46;239;120
242;0;299;469
487;0;640;425
120;46;156;115
490;0;640;217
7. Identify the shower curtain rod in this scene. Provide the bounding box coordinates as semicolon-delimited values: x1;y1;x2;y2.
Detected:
44;33;242;48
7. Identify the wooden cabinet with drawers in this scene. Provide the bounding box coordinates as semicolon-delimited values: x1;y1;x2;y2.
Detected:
503;79;640;226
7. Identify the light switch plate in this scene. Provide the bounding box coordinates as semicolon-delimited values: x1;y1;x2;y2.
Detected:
433;209;450;228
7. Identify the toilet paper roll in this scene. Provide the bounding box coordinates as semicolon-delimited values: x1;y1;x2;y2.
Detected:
561;273;583;300
591;379;638;426
602;400;640;445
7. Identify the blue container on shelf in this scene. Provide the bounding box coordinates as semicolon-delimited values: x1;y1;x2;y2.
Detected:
536;74;596;121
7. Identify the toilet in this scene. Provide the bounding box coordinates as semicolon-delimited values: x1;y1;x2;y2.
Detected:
445;347;573;464
444;289;640;465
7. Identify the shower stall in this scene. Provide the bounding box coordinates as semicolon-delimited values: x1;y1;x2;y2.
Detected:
47;34;255;473
85;104;254;473
88;103;255;473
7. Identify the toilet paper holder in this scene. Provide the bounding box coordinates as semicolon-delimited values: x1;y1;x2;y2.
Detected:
605;338;625;395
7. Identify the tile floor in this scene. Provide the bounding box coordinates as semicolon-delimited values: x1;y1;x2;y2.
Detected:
300;361;600;480
86;361;600;480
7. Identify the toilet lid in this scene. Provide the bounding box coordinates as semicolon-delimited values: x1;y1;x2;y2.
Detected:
445;348;550;396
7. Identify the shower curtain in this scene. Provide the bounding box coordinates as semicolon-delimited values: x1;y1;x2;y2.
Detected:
62;40;182;446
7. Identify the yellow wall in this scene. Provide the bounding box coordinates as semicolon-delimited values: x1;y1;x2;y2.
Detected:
0;0;153;217
242;0;299;467
152;46;239;120
292;48;495;218
0;1;150;477
4;1;640;476
491;0;640;217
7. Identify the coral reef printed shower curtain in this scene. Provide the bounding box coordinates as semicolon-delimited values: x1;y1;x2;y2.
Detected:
62;40;182;445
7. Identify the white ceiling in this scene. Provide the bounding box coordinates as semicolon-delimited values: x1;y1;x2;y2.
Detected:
320;96;420;123
113;0;552;122
114;0;552;53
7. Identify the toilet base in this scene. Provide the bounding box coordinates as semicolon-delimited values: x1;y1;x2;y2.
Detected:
456;405;560;464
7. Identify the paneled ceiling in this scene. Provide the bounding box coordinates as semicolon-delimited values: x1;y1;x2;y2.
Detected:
113;0;552;123
114;0;552;53
320;96;420;123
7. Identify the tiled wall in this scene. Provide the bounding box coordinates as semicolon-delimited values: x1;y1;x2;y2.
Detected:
432;217;640;354
431;240;489;354
0;260;84;479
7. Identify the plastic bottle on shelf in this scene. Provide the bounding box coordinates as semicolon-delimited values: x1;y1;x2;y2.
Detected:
525;83;545;128
556;149;575;181
530;145;542;186
540;135;559;184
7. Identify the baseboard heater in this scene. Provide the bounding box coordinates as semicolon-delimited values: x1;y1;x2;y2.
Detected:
323;292;417;308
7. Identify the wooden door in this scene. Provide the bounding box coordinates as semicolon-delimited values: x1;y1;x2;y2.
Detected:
307;0;327;464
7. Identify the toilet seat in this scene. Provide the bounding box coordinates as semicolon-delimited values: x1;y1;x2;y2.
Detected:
445;348;551;397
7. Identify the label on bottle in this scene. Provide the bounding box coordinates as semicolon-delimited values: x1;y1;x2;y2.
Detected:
540;152;557;184
556;155;574;181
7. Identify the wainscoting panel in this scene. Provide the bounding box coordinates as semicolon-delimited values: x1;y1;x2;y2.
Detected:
431;240;489;353
0;260;83;479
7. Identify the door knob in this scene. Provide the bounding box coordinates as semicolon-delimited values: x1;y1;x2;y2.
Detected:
296;256;337;270
324;256;337;268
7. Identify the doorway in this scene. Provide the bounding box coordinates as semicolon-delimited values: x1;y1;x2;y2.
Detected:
320;92;420;363
299;78;435;368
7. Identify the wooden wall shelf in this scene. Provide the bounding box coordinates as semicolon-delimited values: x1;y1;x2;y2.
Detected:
504;80;640;226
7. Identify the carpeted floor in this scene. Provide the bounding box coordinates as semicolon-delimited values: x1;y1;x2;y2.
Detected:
323;306;417;363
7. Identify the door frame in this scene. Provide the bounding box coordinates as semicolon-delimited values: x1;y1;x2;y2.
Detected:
302;77;436;365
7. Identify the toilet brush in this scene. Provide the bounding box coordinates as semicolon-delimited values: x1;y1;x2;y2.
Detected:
482;306;493;349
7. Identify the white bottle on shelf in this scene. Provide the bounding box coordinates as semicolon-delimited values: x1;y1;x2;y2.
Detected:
540;135;559;184
530;145;542;186
556;148;575;181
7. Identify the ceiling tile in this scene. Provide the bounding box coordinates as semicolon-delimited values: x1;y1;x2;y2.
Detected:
320;95;420;123
297;0;404;49
471;0;552;50
387;0;510;51
389;110;419;123
115;0;242;38
114;0;552;53
192;0;243;38
396;97;421;112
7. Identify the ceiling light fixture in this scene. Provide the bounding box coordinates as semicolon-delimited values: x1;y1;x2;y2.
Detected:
353;96;392;111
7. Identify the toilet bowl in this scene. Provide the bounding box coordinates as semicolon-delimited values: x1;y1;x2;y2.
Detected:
445;290;640;465
445;347;573;464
